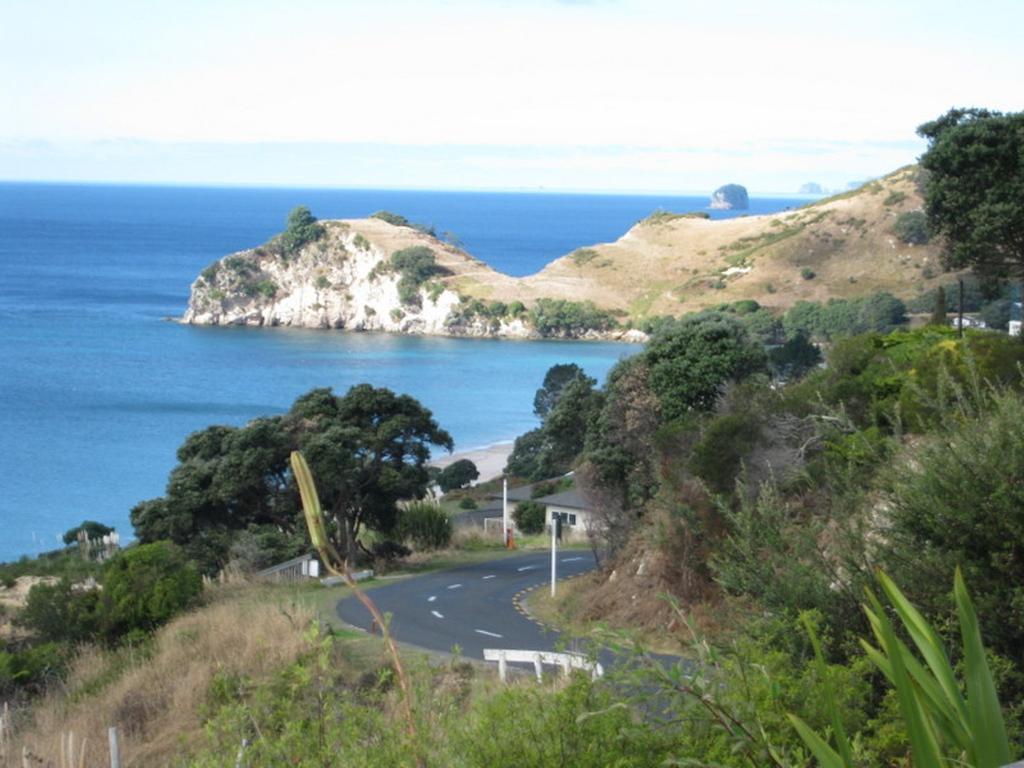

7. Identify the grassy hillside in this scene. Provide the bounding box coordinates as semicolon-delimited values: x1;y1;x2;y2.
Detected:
187;166;945;337
351;165;947;326
516;165;946;321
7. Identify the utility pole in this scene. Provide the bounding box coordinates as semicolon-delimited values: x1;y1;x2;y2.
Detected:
550;515;558;597
502;477;509;548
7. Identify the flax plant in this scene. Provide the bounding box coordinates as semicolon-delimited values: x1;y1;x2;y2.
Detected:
790;568;1013;768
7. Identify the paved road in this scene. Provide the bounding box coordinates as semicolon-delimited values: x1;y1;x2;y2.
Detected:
336;550;598;660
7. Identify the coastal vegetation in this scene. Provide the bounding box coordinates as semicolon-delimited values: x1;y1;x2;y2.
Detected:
182;156;956;339
6;107;1024;765
388;245;450;305
130;385;452;572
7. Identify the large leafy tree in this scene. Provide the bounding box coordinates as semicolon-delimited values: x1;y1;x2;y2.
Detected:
532;363;595;418
505;374;603;481
295;384;452;565
132;385;452;571
644;312;767;420
917;108;1024;282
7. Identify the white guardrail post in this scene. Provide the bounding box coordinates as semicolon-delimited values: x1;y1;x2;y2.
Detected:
483;649;603;683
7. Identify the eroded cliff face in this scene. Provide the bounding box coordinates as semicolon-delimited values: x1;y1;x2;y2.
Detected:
181;220;644;341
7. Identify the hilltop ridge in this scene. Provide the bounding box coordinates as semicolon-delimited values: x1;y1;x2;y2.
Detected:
182;165;946;339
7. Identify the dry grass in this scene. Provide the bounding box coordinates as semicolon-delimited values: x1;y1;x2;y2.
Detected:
8;583;317;767
345;165;946;325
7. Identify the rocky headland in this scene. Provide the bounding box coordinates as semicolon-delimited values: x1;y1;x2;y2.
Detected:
182;165;947;340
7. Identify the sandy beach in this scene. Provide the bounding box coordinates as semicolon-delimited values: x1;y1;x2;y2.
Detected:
430;441;514;483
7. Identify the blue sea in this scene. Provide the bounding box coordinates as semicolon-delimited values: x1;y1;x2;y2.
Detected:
0;183;805;561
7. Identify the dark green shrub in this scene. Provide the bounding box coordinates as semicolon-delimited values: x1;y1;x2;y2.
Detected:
0;641;70;694
570;248;599;266
370;540;412;564
395;501;452;550
980;298;1013;330
690;412;762;494
390;246;447;306
529;298;618;336
18;579;100;644
892;210;930;244
886;391;1024;666
800;267;816;280
371;210;412;227
769;331;821;380
458;497;478;510
98;541;202;641
513;500;546;534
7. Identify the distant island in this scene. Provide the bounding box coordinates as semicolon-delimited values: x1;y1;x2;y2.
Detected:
182;165;945;340
798;182;824;194
709;183;749;210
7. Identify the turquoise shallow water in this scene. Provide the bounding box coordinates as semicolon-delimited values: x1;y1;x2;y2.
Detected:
0;183;801;560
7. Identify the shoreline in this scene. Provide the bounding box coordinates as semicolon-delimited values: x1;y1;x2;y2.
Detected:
430;440;515;483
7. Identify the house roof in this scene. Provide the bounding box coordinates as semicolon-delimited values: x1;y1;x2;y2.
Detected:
534;489;590;511
487;484;537;502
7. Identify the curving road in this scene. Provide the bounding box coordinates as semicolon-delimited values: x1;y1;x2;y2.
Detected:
336;551;598;660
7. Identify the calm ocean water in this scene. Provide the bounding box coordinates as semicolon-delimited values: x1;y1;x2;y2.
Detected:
0;183;804;560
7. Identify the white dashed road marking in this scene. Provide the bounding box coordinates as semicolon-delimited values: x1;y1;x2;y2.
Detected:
516;566;536;572
427;595;437;602
561;557;584;563
474;629;503;638
447;583;463;590
482;575;496;580
431;610;444;619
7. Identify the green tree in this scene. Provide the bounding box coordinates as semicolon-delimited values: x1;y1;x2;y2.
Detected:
62;520;114;545
98;541;202;641
513;500;546;535
918;108;1024;284
768;331;821;380
133;386;452;571
504;428;545;479
437;459;479;493
284;385;452;566
645;312;767;420
280;206;325;254
532;363;595;418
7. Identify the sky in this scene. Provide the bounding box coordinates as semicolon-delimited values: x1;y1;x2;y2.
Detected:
1;0;1022;193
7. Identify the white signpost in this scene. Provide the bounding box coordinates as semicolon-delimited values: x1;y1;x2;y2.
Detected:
551;515;557;597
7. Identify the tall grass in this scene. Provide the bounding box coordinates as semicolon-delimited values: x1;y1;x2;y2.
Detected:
9;585;314;766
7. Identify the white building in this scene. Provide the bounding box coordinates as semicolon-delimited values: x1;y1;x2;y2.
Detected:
534;489;594;542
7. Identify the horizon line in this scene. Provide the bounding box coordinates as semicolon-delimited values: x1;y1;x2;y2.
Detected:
0;176;830;200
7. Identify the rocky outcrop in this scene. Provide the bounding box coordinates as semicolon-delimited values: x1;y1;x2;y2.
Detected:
181;220;646;342
709;183;749;210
